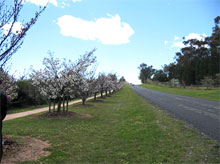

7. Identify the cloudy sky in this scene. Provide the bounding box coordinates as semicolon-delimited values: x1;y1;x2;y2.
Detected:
6;0;220;84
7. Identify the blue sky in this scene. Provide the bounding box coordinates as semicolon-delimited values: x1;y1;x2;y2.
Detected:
7;0;220;84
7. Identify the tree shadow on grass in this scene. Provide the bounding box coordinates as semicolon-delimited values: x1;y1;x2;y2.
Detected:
72;104;94;108
91;99;104;103
93;97;113;103
31;111;93;119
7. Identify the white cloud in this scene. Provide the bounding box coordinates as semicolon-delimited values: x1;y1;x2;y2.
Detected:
172;33;207;48
174;36;180;41
185;33;207;41
61;0;70;8
61;0;81;8
25;0;58;6
57;14;135;45
173;42;185;48
164;40;168;45
3;22;24;35
24;0;82;7
72;0;82;2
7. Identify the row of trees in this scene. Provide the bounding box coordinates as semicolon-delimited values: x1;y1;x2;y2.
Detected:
0;50;126;112
139;16;220;86
30;49;126;112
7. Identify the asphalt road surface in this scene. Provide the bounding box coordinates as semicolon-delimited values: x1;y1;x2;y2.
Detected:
131;85;220;142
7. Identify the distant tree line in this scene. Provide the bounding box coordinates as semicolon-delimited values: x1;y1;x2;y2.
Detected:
139;16;220;86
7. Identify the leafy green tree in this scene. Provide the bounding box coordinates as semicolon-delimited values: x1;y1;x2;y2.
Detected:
138;16;219;86
175;38;210;85
163;63;178;80
153;69;168;82
174;16;219;85
214;73;220;87
119;76;126;82
206;16;220;77
14;80;47;107
201;76;214;89
138;63;155;83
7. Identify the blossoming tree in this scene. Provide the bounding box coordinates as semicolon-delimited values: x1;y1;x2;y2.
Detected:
71;49;97;105
31;49;97;112
0;69;17;99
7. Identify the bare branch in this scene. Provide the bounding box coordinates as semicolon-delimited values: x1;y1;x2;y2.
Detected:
0;0;46;68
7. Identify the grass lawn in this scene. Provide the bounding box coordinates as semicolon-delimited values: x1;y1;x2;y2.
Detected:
3;86;220;163
141;83;220;101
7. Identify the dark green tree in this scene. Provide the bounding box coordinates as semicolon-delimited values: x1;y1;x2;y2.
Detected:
153;69;168;82
206;16;220;77
138;16;219;86
174;16;219;85
13;79;47;108
174;38;210;85
163;63;178;80
138;63;155;83
119;76;126;82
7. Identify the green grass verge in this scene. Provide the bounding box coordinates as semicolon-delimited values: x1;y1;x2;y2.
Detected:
141;84;220;101
3;86;219;163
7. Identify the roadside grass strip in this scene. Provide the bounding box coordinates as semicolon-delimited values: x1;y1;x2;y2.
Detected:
141;84;220;101
3;86;220;163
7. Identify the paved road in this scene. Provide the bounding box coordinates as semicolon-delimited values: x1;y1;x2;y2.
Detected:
131;85;220;142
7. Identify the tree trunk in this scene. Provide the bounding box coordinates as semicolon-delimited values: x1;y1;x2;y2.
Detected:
49;99;51;113
62;97;65;112
182;80;186;89
66;98;69;112
0;95;2;163
53;100;55;112
57;98;61;113
101;91;103;98
105;90;108;96
94;92;97;101
33;88;36;107
82;96;86;105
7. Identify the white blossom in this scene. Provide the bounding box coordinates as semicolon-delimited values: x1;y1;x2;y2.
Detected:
0;69;18;99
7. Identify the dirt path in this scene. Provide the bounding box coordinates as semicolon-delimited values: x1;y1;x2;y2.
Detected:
4;96;96;121
2;136;51;164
